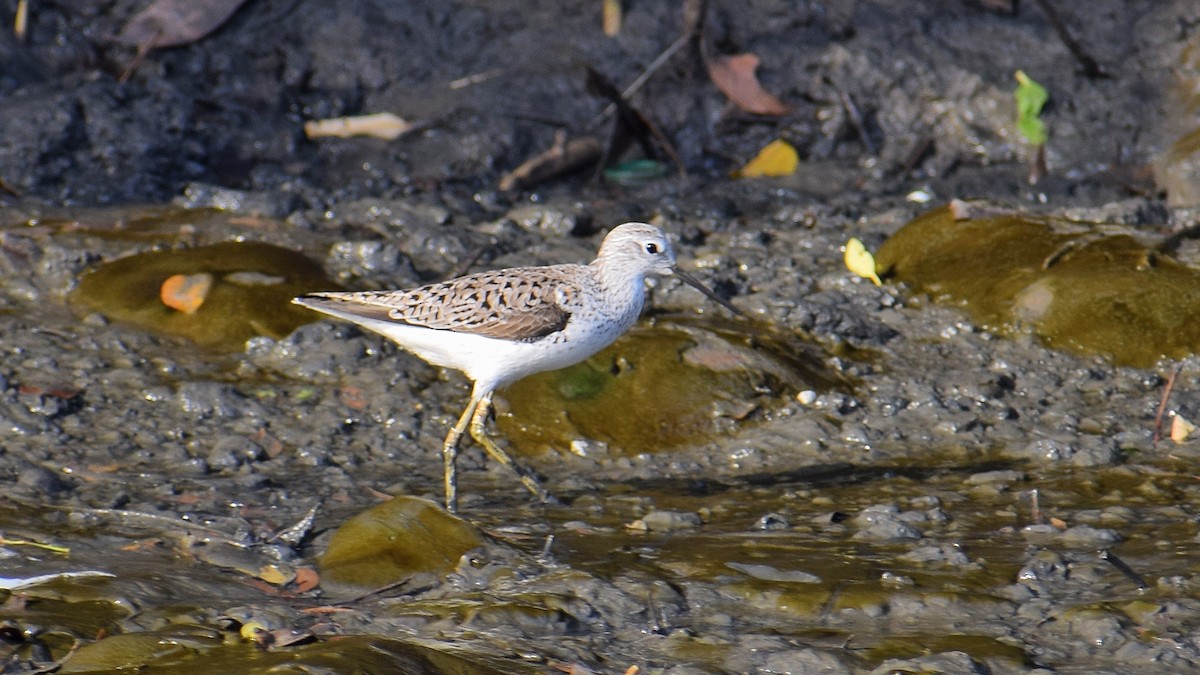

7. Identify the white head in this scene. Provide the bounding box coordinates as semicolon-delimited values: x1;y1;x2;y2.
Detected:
594;222;676;280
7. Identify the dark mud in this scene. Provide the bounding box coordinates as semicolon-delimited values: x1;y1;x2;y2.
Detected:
3;1;1200;673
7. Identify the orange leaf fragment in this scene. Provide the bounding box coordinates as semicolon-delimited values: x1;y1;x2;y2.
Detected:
160;273;213;314
293;566;321;593
734;139;799;178
338;386;369;410
708;53;790;116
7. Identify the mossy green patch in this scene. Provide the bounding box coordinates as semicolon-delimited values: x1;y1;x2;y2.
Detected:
71;241;333;352
877;205;1200;367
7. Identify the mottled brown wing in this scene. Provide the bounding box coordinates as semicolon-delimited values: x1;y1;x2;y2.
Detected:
301;267;579;342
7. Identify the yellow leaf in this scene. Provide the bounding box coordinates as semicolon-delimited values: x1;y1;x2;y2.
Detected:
844;238;881;286
257;565;293;586
735;139;798;178
240;621;269;640
602;0;621;36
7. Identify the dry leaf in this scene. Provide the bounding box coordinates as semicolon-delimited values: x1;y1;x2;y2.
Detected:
735;138;798;178
304;113;414;141
14;0;28;41
257;565;293;586
338;386;368;411
1171;414;1195;443
113;0;249;49
708;53;790;116
160;273;213;314
602;0;622;36
844;237;882;286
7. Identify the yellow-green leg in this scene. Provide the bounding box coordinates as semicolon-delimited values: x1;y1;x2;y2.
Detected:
442;394;481;514
468;392;554;504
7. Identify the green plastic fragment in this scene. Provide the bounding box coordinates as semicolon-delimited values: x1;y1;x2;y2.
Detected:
603;159;668;184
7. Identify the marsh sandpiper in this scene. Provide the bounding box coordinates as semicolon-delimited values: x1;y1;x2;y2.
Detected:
294;222;738;512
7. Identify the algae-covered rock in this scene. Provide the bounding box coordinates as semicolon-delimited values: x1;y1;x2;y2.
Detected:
71;241;333;352
319;496;484;597
498;316;836;456
877;205;1200;367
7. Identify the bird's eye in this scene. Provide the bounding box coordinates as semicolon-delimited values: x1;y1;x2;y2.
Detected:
645;243;659;254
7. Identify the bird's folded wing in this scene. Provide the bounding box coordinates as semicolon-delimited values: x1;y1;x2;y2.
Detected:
300;268;578;342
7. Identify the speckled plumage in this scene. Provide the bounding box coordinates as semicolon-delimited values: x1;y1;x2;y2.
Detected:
293;222;712;512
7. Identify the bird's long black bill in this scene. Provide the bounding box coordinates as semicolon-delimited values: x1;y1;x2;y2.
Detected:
673;268;746;318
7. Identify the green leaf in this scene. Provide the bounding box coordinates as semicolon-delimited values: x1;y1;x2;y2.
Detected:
1014;70;1048;146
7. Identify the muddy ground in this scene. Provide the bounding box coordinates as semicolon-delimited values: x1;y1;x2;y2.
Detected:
2;1;1200;673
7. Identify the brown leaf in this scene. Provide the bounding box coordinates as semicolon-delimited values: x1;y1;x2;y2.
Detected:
337;386;368;410
708;53;790;116
113;0;250;49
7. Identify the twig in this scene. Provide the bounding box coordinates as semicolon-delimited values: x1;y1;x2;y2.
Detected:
1028;143;1047;185
1152;364;1183;445
899;136;934;175
29;639;81;674
1099;549;1148;589
1030;0;1108;78
837;88;876;155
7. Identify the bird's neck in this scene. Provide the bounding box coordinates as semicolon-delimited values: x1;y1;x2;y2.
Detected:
591;259;646;312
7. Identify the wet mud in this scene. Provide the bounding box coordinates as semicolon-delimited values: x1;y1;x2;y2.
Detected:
3;1;1200;673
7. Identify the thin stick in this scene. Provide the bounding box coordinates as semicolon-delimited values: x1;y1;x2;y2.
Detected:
588;31;693;130
1030;0;1108;78
1152;364;1183;445
1099;549;1148;589
838;89;876;156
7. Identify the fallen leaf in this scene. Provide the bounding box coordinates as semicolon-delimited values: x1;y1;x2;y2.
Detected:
268;627;315;648
337;386;368;411
843;238;882;286
293;567;320;593
14;0;28;41
113;0;249;49
602;0;622;36
304;113;415;141
1172;413;1195;443
734;139;798;178
240;621;269;641
160;273;213;314
257;565;294;586
708;53;790;116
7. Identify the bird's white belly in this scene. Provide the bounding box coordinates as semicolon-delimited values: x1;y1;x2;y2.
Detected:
360;310;633;392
